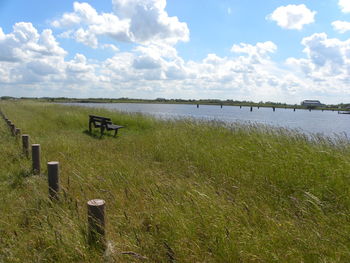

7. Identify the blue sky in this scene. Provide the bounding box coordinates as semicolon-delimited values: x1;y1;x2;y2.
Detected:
0;0;350;103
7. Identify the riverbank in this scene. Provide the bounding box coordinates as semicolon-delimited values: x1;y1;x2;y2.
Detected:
1;100;350;262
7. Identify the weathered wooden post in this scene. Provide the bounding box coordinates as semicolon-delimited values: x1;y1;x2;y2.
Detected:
15;128;21;136
22;134;30;157
10;124;16;136
87;199;106;247
47;161;60;200
32;144;41;175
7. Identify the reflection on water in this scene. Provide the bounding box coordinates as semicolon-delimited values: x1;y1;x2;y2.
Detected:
63;103;349;137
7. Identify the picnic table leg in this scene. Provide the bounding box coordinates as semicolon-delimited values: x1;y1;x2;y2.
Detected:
100;126;105;137
114;129;118;137
89;120;92;133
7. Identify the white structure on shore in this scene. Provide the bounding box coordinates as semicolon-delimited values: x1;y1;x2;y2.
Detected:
301;100;324;107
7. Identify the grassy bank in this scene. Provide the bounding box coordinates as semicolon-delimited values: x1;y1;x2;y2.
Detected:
1;100;350;262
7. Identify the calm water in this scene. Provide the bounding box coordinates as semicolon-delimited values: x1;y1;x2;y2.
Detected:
65;103;350;137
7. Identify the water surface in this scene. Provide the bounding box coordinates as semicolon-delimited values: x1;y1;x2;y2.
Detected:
65;103;349;137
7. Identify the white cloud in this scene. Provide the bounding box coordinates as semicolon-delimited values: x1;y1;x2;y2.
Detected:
52;2;130;48
286;33;350;97
133;55;162;70
332;20;350;33
27;60;59;76
0;23;333;103
112;0;189;44
0;22;66;63
52;0;189;48
301;33;345;68
267;4;316;30
101;44;119;52
339;0;350;13
4;13;350;103
231;41;277;64
74;28;98;48
0;22;100;90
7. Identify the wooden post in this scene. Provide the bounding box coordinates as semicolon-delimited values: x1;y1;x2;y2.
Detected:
32;144;41;175
22;134;30;157
10;124;16;136
87;199;106;247
47;161;60;200
15;128;21;136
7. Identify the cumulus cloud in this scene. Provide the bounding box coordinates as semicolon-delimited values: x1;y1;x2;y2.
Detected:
332;20;350;33
0;22;66;63
4;15;350;103
301;33;345;68
0;22;100;91
231;41;277;64
339;0;350;13
112;0;189;43
267;4;316;30
286;33;350;97
133;56;162;70
52;0;189;48
0;23;334;102
101;44;119;52
53;2;130;48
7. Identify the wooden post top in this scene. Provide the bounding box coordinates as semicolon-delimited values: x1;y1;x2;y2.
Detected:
87;199;105;206
48;161;59;165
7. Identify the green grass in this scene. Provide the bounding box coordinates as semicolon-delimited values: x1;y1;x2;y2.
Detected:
1;100;350;262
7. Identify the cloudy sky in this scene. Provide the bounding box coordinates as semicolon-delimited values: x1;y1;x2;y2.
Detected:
0;0;350;103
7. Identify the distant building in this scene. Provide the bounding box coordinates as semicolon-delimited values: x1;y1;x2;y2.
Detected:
301;100;323;107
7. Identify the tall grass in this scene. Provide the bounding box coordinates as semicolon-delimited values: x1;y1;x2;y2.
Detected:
1;100;350;262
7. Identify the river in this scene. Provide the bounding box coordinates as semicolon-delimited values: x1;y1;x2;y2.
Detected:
64;103;349;138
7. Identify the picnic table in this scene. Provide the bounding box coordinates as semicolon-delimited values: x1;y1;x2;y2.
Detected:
89;115;124;137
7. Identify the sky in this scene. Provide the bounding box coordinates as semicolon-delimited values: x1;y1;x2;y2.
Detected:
0;0;350;104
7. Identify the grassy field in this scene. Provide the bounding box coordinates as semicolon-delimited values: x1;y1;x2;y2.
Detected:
1;100;350;262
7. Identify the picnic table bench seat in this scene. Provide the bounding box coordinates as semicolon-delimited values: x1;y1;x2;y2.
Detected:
89;115;124;137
